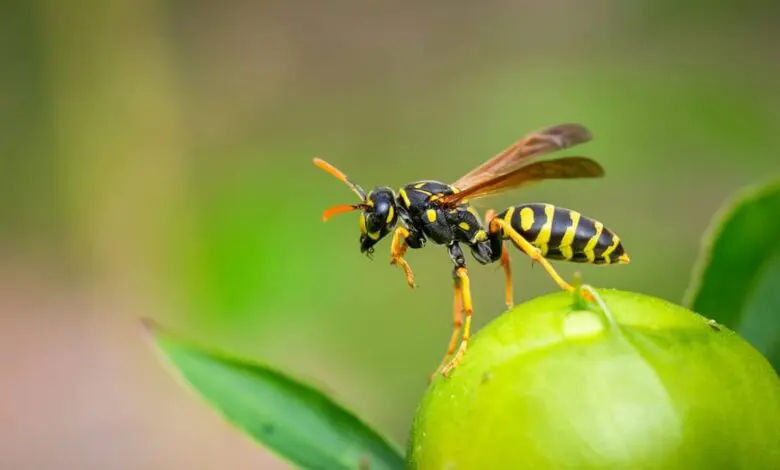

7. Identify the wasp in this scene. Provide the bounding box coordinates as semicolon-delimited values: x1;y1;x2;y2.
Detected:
313;123;630;379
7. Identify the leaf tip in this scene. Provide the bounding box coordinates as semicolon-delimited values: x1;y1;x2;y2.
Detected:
138;317;171;347
139;317;160;335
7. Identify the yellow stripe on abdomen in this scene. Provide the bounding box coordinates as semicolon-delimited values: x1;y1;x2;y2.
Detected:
519;207;535;232
533;204;555;245
560;211;580;247
559;210;580;260
583;221;604;263
601;233;621;263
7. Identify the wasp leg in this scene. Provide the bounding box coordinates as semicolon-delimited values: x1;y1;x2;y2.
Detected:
499;245;513;308
485;209;513;309
490;217;591;300
441;265;473;377
428;278;464;383
390;226;417;288
440;242;473;377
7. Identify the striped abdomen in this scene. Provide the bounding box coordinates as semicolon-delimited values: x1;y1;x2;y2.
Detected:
496;203;628;265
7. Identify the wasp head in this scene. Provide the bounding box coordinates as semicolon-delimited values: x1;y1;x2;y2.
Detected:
314;158;399;258
359;186;398;256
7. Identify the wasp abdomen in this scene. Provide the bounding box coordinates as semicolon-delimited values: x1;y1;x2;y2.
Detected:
496;203;627;265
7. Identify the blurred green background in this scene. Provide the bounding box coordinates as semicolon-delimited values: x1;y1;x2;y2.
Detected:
2;1;779;468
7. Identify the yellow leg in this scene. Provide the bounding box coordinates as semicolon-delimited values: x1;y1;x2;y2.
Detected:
500;243;513;309
441;267;473;377
491;218;592;301
429;280;464;383
485;209;513;309
390;226;416;288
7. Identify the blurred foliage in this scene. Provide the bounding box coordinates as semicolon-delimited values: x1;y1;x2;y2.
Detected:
685;178;780;372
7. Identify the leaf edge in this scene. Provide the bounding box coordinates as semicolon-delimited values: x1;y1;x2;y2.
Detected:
139;318;406;469
682;176;780;312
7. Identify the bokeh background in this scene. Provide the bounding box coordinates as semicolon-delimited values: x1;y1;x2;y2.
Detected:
2;1;779;468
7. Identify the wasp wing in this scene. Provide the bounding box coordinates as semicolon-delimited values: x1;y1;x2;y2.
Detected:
439;156;604;207
451;123;593;191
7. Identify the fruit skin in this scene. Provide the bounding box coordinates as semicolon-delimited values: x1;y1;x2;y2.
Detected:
406;289;780;470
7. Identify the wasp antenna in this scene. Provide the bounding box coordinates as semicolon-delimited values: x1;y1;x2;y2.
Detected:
322;203;362;222
313;157;367;200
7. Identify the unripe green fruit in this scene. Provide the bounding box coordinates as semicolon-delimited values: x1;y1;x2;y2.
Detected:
407;289;780;470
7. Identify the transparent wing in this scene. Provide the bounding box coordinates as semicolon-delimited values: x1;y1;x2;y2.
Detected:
439;156;604;206
451;123;593;191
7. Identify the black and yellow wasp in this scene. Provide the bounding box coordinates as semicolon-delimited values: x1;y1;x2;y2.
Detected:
313;123;630;379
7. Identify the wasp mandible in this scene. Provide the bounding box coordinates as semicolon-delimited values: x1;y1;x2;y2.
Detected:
313;123;630;379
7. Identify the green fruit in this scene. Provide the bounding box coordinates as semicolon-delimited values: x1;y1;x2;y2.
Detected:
406;289;780;470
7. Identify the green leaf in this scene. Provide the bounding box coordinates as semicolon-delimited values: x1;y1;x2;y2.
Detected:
684;177;780;371
143;320;405;470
